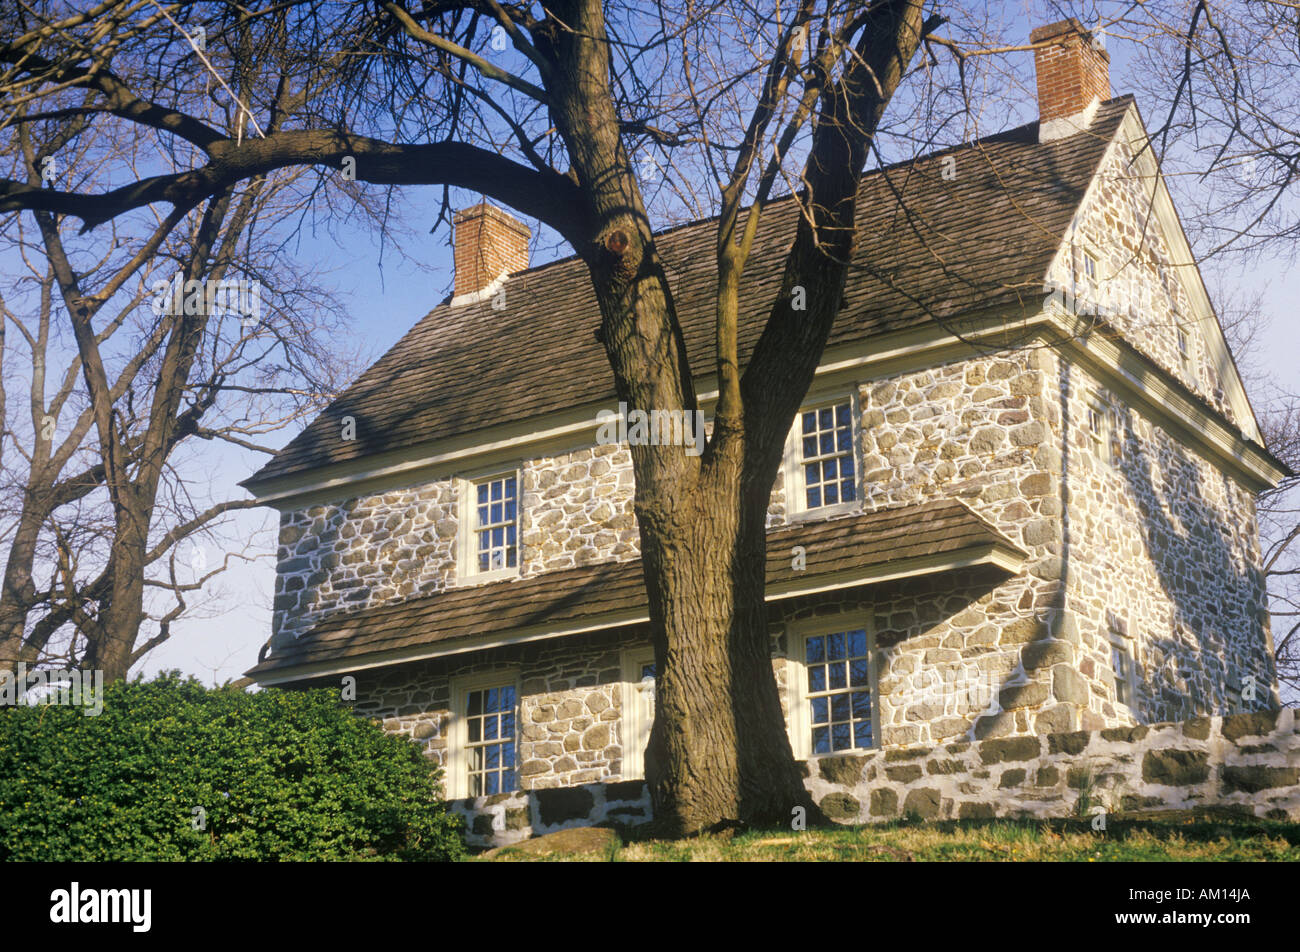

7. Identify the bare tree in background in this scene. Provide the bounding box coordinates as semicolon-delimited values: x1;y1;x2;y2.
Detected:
1119;0;1300;698
0;37;356;681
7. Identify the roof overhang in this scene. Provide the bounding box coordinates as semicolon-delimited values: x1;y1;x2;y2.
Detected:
249;501;1027;686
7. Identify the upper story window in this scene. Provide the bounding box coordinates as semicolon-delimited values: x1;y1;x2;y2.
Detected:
1086;396;1111;465
1086;393;1122;467
1176;322;1193;375
790;625;875;757
792;399;857;513
466;471;518;577
1081;250;1098;283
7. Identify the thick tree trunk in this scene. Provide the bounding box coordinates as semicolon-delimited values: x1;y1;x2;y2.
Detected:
82;500;149;683
641;450;812;836
539;0;925;835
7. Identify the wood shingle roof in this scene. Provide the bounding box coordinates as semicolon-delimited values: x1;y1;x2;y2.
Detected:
247;498;1026;680
245;98;1133;490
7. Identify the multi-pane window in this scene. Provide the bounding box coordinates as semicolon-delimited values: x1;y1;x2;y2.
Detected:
799;402;856;509
1108;620;1137;709
475;474;517;573
464;684;517;796
1086;398;1108;463
1176;323;1192;373
805;629;873;754
1087;396;1120;466
1082;250;1098;283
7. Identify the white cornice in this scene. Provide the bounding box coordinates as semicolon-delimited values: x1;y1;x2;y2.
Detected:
1045;310;1285;492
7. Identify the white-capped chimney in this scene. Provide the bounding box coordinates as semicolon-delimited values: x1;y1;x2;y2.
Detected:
451;201;530;304
1031;18;1111;142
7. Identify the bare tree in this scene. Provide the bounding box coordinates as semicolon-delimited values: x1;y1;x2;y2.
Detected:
0;65;355;681
1120;0;1300;700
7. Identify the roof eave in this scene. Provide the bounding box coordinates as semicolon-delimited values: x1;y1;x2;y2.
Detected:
246;538;1027;686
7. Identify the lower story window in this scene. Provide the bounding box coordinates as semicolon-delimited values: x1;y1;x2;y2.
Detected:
1108;619;1138;710
621;649;656;779
803;627;874;754
463;683;517;796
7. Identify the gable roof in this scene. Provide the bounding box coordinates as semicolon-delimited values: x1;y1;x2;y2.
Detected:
246;498;1027;682
244;97;1137;491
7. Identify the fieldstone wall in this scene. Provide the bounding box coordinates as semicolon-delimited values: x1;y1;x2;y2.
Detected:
519;443;638;573
275;343;1277;758
452;708;1300;848
270;442;640;645
449;781;652;849
771;572;1073;748
272;480;459;644
349;628;645;789
1049;353;1277;727
803;708;1300;826
1045;133;1235;421
767;349;1112;739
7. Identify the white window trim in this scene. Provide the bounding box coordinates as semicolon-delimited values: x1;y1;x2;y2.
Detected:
785;613;878;761
446;669;521;800
1107;621;1139;714
1086;391;1119;467
782;390;861;522
1075;245;1102;310
456;465;522;585
620;647;656;780
1081;247;1098;284
1176;319;1194;375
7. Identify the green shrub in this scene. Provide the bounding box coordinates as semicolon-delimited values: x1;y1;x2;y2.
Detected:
0;672;465;861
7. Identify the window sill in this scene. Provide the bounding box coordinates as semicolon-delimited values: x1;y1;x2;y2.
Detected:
455;567;521;587
785;502;861;524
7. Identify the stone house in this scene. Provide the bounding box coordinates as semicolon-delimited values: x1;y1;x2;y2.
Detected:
243;20;1290;837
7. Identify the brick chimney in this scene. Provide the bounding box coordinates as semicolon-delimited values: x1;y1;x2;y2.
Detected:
451;202;530;301
1031;18;1110;140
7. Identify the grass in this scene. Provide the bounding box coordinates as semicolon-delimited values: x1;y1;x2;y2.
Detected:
479;813;1300;862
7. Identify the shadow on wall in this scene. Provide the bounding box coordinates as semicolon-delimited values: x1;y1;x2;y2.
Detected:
1114;400;1278;713
1053;342;1277;719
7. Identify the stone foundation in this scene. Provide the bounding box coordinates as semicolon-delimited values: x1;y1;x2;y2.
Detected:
454;708;1300;848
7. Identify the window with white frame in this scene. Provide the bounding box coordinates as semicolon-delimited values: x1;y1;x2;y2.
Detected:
621;649;656;779
1086;394;1119;466
1108;617;1138;710
1081;249;1098;283
792;400;857;512
790;625;875;757
451;678;518;798
1176;322;1193;374
469;471;518;575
